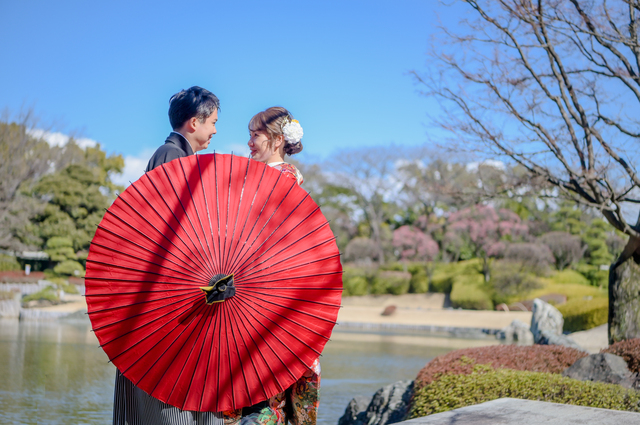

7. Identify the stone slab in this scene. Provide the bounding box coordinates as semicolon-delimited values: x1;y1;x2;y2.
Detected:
401;398;640;425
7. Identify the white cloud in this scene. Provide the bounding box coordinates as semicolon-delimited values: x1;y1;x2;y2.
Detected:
111;148;155;187
27;128;98;148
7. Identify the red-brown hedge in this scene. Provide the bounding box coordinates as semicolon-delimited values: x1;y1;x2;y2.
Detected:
602;338;640;374
415;345;588;389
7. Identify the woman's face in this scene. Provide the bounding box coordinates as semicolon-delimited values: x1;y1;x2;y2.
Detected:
248;129;273;163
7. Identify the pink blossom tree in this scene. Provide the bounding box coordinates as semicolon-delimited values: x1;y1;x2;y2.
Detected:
445;205;529;281
392;225;439;263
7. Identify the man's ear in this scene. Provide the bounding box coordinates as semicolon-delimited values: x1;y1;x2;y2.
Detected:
187;117;199;132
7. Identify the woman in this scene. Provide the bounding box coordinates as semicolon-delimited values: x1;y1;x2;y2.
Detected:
225;107;319;425
247;106;304;185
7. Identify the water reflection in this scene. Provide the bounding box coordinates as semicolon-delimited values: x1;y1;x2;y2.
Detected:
0;319;498;425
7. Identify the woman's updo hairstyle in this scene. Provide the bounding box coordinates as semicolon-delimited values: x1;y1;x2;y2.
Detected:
248;106;303;156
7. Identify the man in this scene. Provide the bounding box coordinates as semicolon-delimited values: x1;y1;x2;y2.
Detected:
115;86;224;425
146;86;220;171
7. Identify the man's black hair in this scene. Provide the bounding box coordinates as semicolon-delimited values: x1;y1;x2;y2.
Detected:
168;86;220;130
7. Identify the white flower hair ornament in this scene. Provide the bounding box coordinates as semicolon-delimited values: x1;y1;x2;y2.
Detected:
282;118;304;145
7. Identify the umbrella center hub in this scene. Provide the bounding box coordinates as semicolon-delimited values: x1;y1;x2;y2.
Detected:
200;273;236;305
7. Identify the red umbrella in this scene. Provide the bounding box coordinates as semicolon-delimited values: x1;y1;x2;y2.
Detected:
85;153;342;412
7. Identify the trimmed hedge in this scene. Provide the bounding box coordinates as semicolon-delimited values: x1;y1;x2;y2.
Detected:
22;286;59;303
415;345;587;389
409;365;640;418
449;274;493;310
558;297;608;332
371;271;411;295
602;338;640;375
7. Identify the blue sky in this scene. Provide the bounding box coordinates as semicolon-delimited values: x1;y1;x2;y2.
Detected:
0;0;466;183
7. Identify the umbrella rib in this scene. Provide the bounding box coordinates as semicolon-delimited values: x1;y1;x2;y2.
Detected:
232;298;298;384
227;175;293;273
90;241;204;282
238;253;340;282
101;207;206;278
88;289;197;317
239;287;341;308
126;301;206;387
234;294;314;368
230;188;306;276
221;302;236;409
196;154;220;275
99;293;201;349
240;296;331;341
145;170;215;276
226;169;284;272
233;221;329;279
235;240;337;282
85;259;198;284
188;302;218;411
223;156;250;272
143;299;209;398
128;180;212;275
182;157;218;275
213;153;223;274
199;303;221;411
166;302;210;404
91;227;206;281
234;293;338;325
232;207;323;277
221;154;233;272
84;277;197;288
160;163;217;275
226;299;270;405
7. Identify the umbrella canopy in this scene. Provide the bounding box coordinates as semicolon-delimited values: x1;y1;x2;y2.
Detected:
85;153;342;412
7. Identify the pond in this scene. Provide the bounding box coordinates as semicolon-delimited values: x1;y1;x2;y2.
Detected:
0;318;497;425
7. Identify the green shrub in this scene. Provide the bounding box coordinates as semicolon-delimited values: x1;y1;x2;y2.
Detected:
0;254;21;271
430;260;482;293
409;268;429;293
527;282;606;303
415;345;588;389
575;263;609;287
371;271;411;295
53;260;85;277
558;297;608;332
450;274;493;310
343;275;368;296
409;365;640;419
22;286;59;304
549;269;590;286
430;272;454;293
489;261;541;305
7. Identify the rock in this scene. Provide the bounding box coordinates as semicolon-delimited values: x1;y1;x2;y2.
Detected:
496;319;534;344
381;305;397;316
530;298;563;344
562;353;636;388
538;329;584;351
339;380;414;425
338;395;369;425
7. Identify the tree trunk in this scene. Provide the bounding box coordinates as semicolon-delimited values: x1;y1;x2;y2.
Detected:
608;241;640;344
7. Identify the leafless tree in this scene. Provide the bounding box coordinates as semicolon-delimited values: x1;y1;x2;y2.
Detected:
415;0;640;341
323;146;403;264
0;112;53;250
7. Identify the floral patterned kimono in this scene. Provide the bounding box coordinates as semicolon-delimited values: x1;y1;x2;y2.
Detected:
222;162;319;425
